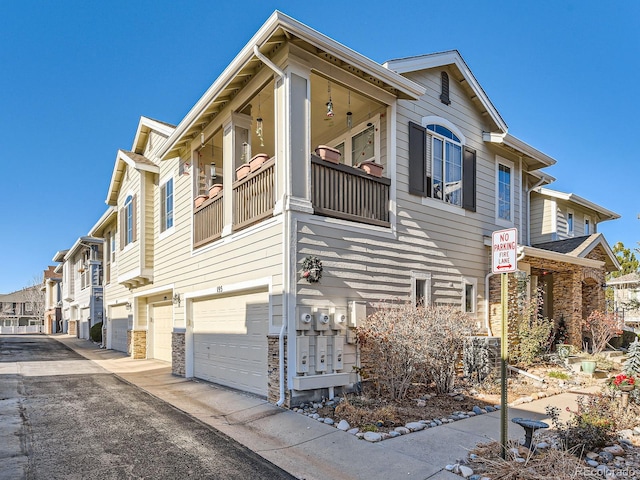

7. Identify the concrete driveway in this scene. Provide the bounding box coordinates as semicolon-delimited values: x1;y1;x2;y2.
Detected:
0;335;296;480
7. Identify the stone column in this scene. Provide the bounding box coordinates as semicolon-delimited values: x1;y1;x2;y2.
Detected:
267;335;289;407
172;330;186;376
131;330;147;359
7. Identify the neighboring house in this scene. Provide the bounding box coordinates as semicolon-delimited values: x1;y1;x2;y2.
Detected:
0;286;44;334
487;187;621;346
55;237;104;339
87;12;619;406
42;266;63;334
530;187;620;244
608;272;640;328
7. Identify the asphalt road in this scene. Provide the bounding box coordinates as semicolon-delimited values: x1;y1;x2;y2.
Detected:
0;335;297;480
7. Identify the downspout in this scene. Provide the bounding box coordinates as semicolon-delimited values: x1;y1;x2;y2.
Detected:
254;44;288;407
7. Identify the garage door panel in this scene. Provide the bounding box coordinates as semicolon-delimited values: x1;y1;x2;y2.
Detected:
111;318;129;353
193;292;268;396
150;304;173;363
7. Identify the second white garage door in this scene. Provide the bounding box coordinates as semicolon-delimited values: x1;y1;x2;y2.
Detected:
110;304;129;353
193;291;269;396
148;303;173;362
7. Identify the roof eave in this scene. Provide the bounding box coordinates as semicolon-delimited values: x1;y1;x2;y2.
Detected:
159;11;425;160
502;134;557;169
384;50;508;135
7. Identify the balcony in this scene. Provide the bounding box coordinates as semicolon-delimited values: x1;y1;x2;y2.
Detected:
311;155;390;227
194;157;276;248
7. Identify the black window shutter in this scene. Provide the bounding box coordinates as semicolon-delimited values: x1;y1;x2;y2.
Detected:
408;122;428;197
462;147;476;212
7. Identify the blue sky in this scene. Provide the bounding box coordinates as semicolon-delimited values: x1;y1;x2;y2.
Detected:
0;1;638;293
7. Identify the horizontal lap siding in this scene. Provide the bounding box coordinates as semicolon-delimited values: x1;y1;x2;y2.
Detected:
144;158;284;328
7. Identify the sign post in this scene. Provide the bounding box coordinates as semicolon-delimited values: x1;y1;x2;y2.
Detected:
492;228;518;459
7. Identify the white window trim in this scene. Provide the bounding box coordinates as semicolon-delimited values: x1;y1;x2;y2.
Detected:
567;208;575;237
421;116;466;144
495;156;514;227
328;114;380;166
584;215;591;236
421;115;466;208
159;175;175;239
462;276;477;314
411;271;432;306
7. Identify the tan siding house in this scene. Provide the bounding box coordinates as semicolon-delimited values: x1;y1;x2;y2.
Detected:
82;12;621;405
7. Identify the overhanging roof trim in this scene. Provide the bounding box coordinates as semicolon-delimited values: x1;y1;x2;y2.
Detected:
502;134;557;168
63;236;104;261
535;187;620;221
519;245;604;269
384;50;508;135
131;116;175;156
106;150;159;206
52;250;69;262
159;10;426;160
89;207;117;237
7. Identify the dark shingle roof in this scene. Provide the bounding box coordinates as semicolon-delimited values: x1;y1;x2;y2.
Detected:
532;235;592;255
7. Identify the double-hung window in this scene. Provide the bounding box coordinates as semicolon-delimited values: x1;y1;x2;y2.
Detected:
160;177;174;233
428;124;462;206
496;157;514;224
408;118;476;212
584;216;591;235
120;194;137;249
567;209;574;236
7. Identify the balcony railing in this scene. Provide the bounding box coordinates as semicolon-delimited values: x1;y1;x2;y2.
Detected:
311;155;390;227
233;157;275;231
193;157;276;248
194;193;224;248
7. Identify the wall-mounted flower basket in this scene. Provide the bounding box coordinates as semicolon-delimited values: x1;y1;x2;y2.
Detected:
301;255;323;283
315;145;340;163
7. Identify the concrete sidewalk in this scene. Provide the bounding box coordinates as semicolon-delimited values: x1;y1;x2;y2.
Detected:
52;334;599;480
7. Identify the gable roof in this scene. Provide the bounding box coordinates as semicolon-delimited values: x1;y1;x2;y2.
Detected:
131;116;175;156
384;51;559;172
106;149;159;206
384;50;507;135
534;187;620;222
159;10;426;160
531;233;620;272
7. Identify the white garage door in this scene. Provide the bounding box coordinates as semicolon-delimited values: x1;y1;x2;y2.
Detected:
149;303;173;362
193;291;269;396
110;305;129;353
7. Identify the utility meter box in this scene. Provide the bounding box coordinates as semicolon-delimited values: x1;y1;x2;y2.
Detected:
314;309;330;331
332;335;345;371
349;301;367;328
297;307;312;331
296;335;310;374
315;335;327;372
331;308;347;330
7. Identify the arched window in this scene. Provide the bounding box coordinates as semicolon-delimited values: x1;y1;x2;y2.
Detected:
408;118;476;211
440;71;451;105
427;124;462;206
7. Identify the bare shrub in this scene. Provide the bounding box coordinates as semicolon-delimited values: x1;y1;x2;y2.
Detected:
582;310;622;355
357;303;476;399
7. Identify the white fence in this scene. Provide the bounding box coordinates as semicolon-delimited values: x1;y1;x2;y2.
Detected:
0;325;44;334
